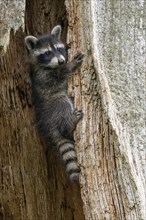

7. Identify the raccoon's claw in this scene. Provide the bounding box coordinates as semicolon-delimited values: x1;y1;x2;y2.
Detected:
74;109;84;119
74;52;84;63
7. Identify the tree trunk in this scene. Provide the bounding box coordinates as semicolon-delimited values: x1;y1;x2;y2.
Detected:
0;0;145;220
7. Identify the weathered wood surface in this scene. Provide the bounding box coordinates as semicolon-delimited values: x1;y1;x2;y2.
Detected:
66;0;145;219
0;0;145;219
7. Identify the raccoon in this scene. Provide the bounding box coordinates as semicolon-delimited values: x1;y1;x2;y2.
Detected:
25;25;84;182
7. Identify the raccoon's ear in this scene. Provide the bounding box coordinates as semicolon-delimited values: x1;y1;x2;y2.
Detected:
51;25;61;39
25;36;38;51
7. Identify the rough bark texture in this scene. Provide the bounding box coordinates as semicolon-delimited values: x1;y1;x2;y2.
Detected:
0;0;145;220
66;0;145;219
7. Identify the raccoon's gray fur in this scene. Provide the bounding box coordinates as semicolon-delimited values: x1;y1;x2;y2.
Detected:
25;25;84;182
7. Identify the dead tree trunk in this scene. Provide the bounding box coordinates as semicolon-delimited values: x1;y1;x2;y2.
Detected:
0;0;145;220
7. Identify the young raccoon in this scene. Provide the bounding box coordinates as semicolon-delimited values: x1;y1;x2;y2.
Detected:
25;25;84;182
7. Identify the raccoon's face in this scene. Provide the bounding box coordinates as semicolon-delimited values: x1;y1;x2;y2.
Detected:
25;25;67;68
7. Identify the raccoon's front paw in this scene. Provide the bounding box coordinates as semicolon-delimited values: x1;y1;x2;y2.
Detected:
73;109;84;120
74;52;84;63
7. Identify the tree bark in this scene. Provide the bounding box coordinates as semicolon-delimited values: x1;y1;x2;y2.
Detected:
0;0;145;220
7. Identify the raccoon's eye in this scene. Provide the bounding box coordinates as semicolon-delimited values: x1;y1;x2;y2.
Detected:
57;48;64;54
45;51;52;56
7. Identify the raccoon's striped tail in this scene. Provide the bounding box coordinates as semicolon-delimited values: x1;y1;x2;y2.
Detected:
57;140;80;182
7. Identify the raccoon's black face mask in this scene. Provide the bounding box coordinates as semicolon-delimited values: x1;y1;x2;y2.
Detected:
25;25;67;68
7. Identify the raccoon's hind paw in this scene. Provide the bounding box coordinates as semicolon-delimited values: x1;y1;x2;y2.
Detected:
74;52;84;63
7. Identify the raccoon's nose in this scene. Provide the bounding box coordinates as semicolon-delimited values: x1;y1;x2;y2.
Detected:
58;59;65;65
